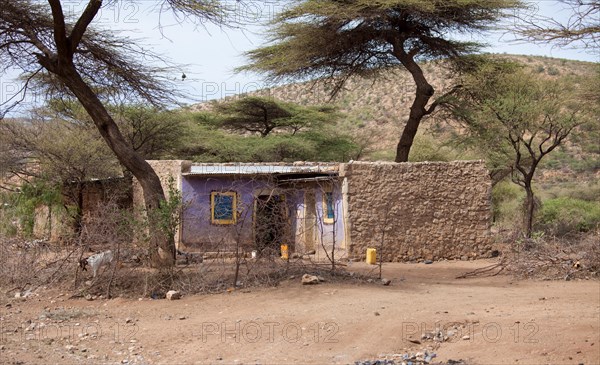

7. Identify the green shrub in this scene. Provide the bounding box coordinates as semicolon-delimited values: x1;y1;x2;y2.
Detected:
491;181;524;225
537;197;600;235
408;134;460;162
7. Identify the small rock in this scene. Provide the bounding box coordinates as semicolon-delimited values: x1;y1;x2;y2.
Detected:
125;318;133;324
423;260;433;264
85;281;93;286
317;276;325;282
301;274;320;285
179;315;186;320
374;311;380;316
85;294;93;301
166;290;181;300
462;335;470;340
381;278;391;286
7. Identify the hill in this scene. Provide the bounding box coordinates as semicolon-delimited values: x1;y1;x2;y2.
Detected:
192;54;598;182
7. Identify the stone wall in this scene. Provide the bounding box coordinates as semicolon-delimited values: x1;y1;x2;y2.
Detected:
340;161;492;261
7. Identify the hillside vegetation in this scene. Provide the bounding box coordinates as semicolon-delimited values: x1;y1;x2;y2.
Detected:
191;54;599;235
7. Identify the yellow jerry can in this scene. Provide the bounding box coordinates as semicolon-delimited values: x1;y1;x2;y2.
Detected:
366;248;377;265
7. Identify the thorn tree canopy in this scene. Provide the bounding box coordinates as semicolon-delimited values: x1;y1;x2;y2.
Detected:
513;0;599;50
240;0;523;162
211;96;340;137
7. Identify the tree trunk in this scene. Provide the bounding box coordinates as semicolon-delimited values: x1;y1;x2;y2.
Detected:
523;183;535;238
393;49;435;162
43;63;174;266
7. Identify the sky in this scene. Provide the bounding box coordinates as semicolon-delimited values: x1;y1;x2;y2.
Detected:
1;0;598;115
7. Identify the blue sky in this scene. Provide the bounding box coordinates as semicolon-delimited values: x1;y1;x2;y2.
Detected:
1;0;597;115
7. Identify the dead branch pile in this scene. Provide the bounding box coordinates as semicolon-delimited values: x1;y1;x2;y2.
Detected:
503;232;599;280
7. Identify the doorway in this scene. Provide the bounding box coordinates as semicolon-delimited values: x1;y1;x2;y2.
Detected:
254;194;288;255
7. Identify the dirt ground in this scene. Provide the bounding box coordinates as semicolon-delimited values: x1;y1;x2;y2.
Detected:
1;259;599;365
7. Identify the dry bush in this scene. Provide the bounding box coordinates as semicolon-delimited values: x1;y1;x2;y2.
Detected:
0;235;79;293
504;230;600;280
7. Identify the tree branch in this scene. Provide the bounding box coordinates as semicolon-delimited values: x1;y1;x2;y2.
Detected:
69;0;103;55
47;0;69;59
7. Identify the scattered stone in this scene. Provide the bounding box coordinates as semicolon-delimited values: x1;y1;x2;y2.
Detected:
317;276;325;282
85;281;93;286
125;318;133;324
374;312;380;316
462;335;470;340
178;315;187;320
301;274;320;285
65;345;76;352
381;278;391;286
423;260;433;264
166;290;181;300
85;294;93;301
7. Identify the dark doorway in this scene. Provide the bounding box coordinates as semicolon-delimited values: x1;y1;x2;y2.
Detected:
254;194;288;255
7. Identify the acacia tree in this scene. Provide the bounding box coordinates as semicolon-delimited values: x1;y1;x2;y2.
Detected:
240;0;521;162
513;0;599;49
449;59;591;237
0;0;231;266
211;96;339;137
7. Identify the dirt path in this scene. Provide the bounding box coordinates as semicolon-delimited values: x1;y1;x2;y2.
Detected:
1;260;599;364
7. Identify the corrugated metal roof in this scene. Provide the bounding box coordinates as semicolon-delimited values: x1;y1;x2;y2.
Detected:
183;163;339;176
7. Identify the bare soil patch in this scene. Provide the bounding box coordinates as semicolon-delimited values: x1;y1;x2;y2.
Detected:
1;260;598;365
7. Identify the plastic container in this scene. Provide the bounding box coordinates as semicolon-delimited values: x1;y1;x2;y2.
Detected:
280;244;289;260
366;248;377;265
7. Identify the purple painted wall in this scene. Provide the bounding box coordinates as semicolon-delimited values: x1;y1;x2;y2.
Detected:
180;175;344;252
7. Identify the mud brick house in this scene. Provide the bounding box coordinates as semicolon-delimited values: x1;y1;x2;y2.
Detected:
134;160;493;262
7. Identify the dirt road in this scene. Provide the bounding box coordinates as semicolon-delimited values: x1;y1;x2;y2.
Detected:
1;260;599;364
